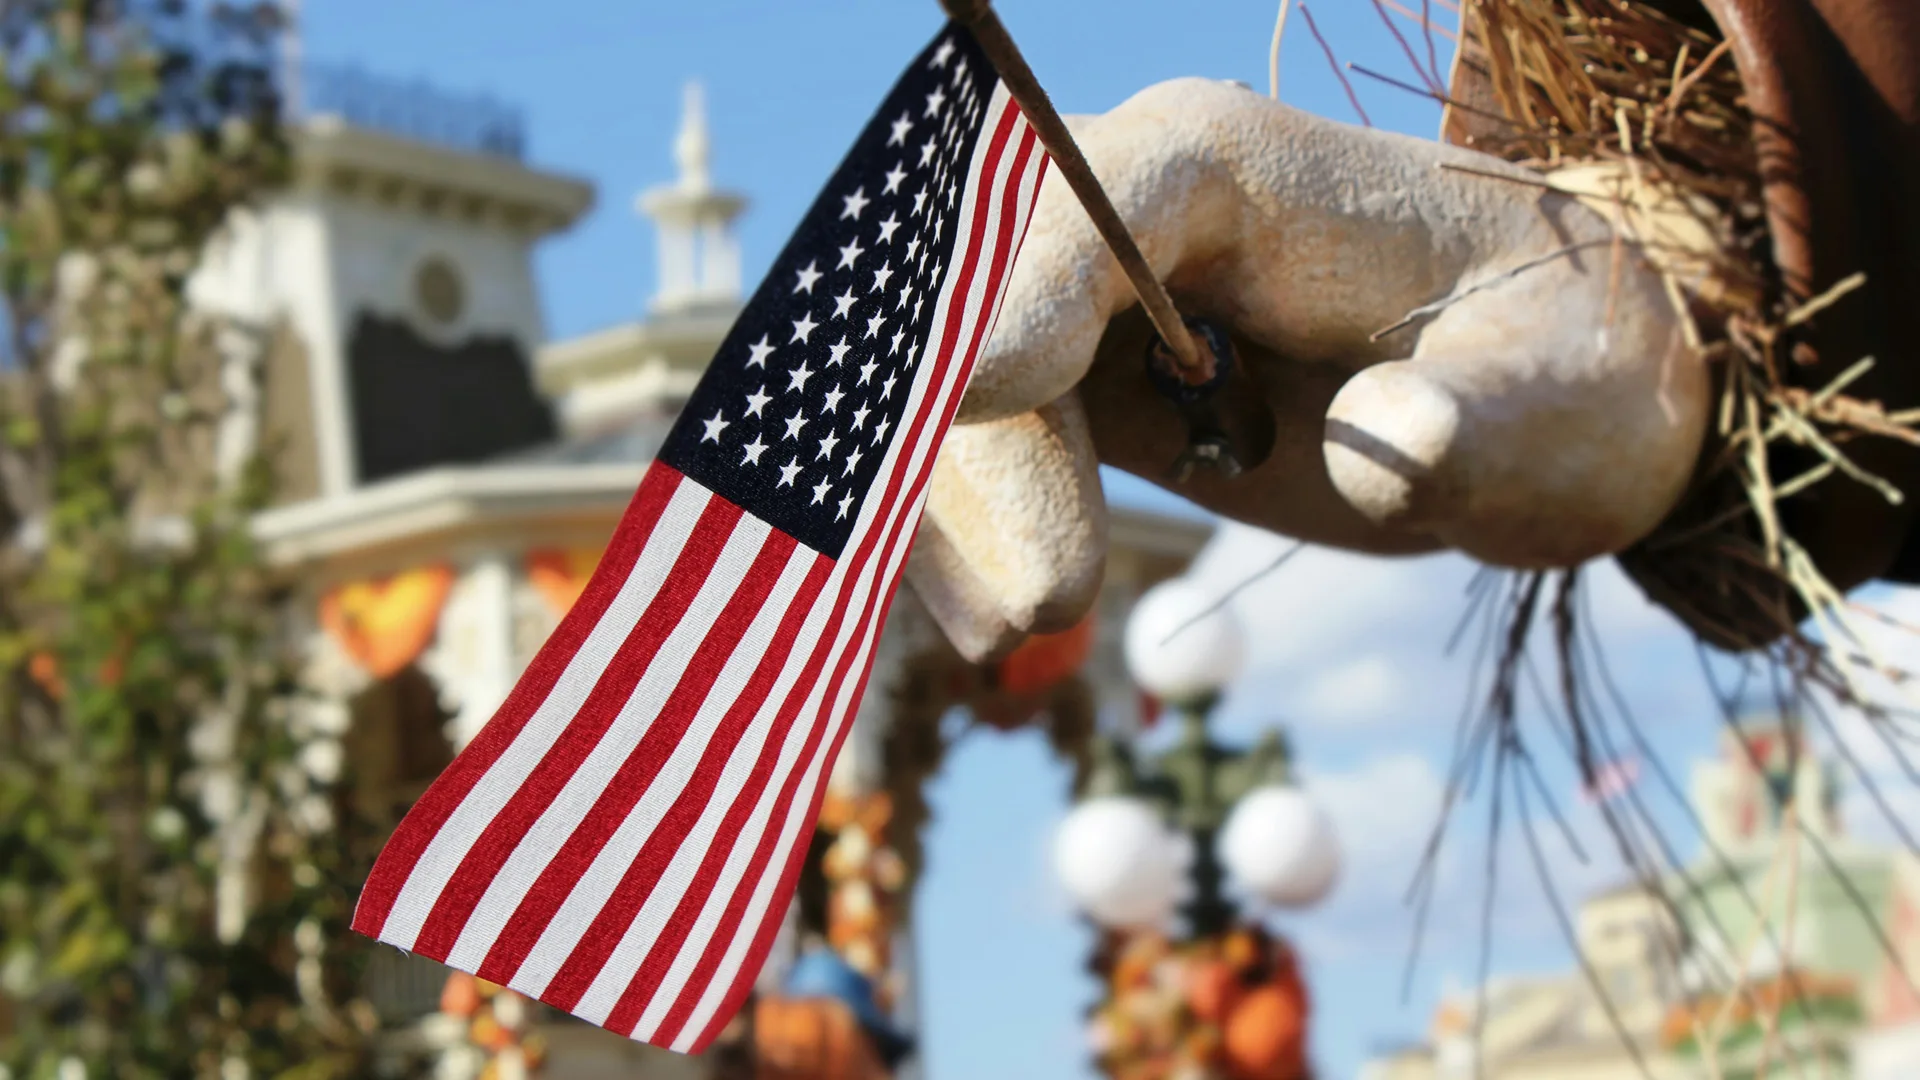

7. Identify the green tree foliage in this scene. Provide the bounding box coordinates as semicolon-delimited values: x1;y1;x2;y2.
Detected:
0;3;377;1076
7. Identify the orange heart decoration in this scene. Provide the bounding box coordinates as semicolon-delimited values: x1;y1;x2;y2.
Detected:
525;547;603;618
320;565;455;679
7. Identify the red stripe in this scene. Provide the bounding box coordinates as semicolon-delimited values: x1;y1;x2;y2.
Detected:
651;103;1035;1049
352;465;687;938
408;493;744;960
473;528;810;991
516;537;822;1011
687;122;1045;1054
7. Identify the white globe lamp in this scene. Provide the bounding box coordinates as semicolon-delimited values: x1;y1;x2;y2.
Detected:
1053;795;1189;929
1218;785;1341;909
1124;578;1246;706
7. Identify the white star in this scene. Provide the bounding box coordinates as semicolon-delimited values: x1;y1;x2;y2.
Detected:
931;38;955;67
783;412;808;440
790;312;818;344
888;112;913;146
883;163;907;195
827;339;851;367
912;188;929;216
851;402;871;430
811;477;832;505
793;261;822;295
746;334;775;368
832;288;856;319
864;312;886;339
843;447;865;476
895;280;915;311
745;386;771;417
778;458;802;487
837;238;866;270
953;54;969;82
876;213;902;245
912;293;926;322
742;435;768;465
873;417;892;445
924;87;947;118
787;361;815;393
701;411;730;443
836;492;854;521
919;138;939;167
823;385;846;413
905;235;922;262
889;328;906;355
841;186;871;221
870;262;894;293
858;359;879;385
816;430;840;460
881;372;898;399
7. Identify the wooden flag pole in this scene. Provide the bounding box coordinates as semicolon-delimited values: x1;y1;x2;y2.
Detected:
938;0;1217;386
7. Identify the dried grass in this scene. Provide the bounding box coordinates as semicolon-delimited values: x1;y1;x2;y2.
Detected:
1434;0;1920;732
1386;5;1920;1076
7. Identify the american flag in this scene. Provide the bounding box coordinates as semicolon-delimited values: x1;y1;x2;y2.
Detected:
351;26;1047;1052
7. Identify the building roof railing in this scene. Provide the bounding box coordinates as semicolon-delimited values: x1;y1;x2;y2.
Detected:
299;61;527;162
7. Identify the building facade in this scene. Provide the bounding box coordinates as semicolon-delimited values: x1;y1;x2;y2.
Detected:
1362;715;1920;1080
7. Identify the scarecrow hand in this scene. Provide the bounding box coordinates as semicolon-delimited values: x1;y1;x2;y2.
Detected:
914;77;1712;661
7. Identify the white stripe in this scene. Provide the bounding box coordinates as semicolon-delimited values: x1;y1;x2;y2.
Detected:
502;534;816;999
441;509;778;973
621;88;1027;1041
664;93;1041;1044
378;479;715;948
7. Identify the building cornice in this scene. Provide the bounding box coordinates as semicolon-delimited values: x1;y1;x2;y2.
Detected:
295;116;595;235
254;463;645;567
255;461;1213;574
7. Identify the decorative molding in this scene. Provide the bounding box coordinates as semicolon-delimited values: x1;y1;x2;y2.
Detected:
295;117;593;238
252;462;643;566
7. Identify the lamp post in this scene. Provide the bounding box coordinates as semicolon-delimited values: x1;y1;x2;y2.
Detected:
1054;578;1340;1080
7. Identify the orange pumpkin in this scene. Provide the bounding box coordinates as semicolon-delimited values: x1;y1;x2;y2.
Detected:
1222;980;1309;1080
855;792;894;836
1112;942;1166;993
996;613;1095;697
520;1034;548;1071
26;652;61;698
440;972;482;1018
753;995;888;1080
468;1012;513;1053
1187;958;1243;1024
819;791;859;832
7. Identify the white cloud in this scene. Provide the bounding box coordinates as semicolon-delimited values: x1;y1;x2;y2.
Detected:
1306;753;1446;891
1298;653;1408;725
1187;524;1473;673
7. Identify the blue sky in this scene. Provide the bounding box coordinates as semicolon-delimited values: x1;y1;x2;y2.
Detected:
299;4;1920;1079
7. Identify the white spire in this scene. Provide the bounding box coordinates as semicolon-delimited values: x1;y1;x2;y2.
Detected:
673;81;711;193
638;78;747;315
